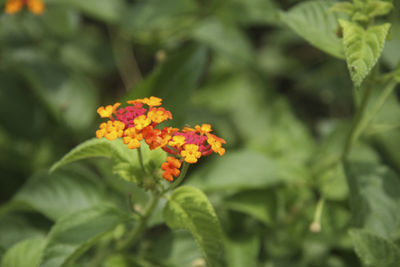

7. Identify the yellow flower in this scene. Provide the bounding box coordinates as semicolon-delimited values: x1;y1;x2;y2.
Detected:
127;96;162;107
97;103;121;118
123;128;143;149
168;136;186;148
180;144;201;163
134;115;151;130
207;134;226;156
147;107;172;124
5;0;45;15
195;124;212;135
96;120;125;141
142;96;162;107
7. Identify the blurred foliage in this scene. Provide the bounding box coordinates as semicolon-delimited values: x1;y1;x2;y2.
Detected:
0;0;400;266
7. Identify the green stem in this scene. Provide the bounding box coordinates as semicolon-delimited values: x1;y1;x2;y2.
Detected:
310;198;325;233
342;83;374;158
165;162;190;192
137;147;146;173
342;79;397;158
363;80;397;127
116;193;160;251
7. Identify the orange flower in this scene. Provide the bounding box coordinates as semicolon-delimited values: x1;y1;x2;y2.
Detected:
142;126;175;150
5;0;45;15
161;157;181;181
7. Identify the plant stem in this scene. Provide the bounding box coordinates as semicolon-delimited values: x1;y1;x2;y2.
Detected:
137;147;146;173
108;27;143;91
165;162;189;192
342;79;397;158
342;83;374;158
310;197;325;233
116;192;160;251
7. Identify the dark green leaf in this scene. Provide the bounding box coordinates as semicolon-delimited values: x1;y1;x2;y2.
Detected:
281;0;345;59
345;161;400;239
350;229;400;267
163;186;225;267
48;0;125;23
124;45;207;126
192;18;253;65
1;237;46;267
223;189;276;225
11;167;108;220
225;235;259;267
40;205;126;267
188;150;302;192
0;214;45;251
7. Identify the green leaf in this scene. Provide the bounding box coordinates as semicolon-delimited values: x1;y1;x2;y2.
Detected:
40;205;126;267
1;237;46;267
225;235;259;267
188;150;302;192
48;0;125;24
382;21;400;69
350;229;400;267
223;189;276;225
281;0;345;59
344;161;400;239
192;18;254;65
50;138;166;184
124;45;207;126
339;20;390;87
330;2;354;15
121;0;198;44
50;138;133;172
11;167;107;221
0;213;45;252
163;186;225;267
365;1;393;19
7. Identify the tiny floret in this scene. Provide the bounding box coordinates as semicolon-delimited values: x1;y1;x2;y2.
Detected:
161;157;182;181
180;144;202;163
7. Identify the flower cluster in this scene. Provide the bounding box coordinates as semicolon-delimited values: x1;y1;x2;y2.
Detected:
5;0;45;15
96;97;226;182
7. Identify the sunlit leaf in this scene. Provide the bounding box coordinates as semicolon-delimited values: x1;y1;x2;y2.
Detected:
50;138;166;184
163;186;225;267
339;20;390;87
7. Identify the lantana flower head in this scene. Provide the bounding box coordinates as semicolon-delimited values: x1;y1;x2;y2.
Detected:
96;97;172;150
162;124;226;162
5;0;45;15
96;97;226;183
